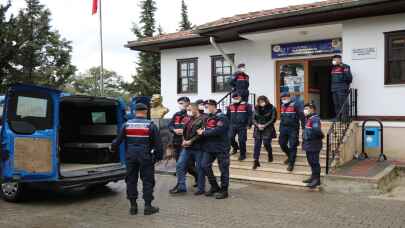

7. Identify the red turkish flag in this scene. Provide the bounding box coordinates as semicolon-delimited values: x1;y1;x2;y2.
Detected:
92;0;98;15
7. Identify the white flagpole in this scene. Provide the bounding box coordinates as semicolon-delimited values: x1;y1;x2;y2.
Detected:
99;0;104;96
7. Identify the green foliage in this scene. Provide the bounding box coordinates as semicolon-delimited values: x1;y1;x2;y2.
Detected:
179;0;192;31
0;0;76;93
70;66;128;98
129;0;160;96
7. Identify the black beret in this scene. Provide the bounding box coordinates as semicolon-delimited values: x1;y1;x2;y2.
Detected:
135;103;148;111
205;99;217;106
177;96;190;103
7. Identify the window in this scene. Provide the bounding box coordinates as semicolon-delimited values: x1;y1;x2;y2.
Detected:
385;30;405;85
7;92;53;130
17;96;48;118
177;58;198;93
211;54;234;92
91;112;107;124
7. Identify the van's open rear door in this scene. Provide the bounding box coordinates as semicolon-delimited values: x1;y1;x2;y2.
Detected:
1;84;61;182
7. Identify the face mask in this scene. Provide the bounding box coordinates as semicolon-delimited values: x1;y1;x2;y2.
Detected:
259;103;266;107
187;111;193;116
198;105;205;111
304;109;311;116
332;60;338;66
281;99;290;104
204;108;210;114
178;104;186;110
232;98;241;104
239;67;246;73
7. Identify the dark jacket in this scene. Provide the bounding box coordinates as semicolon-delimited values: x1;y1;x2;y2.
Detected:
302;114;323;152
168;110;187;146
280;100;305;130
201;111;230;153
230;71;250;91
226;102;253;127
331;64;352;92
182;114;206;151
112;117;163;162
253;104;277;139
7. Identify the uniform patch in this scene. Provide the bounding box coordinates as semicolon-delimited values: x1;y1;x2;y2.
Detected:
126;123;151;138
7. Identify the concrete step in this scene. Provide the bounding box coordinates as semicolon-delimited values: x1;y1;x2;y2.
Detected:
235;150;329;164
229;155;327;168
213;168;310;187
245;143;327;153
246;137;327;144
221;160;326;177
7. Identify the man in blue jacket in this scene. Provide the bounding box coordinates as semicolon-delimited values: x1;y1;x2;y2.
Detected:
279;92;305;172
302;103;324;189
227;92;252;161
112;103;163;216
331;55;352;116
198;100;230;199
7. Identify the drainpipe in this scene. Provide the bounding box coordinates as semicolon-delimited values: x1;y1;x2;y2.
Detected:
209;36;237;70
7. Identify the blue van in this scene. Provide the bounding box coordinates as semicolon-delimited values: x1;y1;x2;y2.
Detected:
0;84;127;202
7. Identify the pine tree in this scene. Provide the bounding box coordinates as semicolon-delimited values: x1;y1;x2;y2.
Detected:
129;0;160;96
0;1;18;92
179;0;192;31
0;0;76;92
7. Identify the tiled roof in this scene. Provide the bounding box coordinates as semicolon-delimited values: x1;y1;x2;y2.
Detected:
126;0;366;48
126;30;200;46
197;0;357;30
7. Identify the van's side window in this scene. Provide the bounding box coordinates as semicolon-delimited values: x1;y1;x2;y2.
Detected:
7;91;53;130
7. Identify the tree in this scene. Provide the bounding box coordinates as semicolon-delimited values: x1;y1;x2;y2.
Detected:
71;66;128;97
129;0;160;96
0;0;76;93
179;0;192;31
0;1;18;92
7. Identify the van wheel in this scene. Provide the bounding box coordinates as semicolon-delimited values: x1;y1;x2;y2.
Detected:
1;182;24;202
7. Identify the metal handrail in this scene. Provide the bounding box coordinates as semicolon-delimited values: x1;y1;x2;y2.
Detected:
216;91;256;114
325;88;358;174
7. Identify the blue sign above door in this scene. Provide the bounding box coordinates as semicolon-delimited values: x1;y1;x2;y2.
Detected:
272;38;342;59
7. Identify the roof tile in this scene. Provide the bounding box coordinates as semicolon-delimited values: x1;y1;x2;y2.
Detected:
128;0;358;47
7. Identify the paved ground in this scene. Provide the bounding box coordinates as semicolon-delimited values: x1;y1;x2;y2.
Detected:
1;174;405;228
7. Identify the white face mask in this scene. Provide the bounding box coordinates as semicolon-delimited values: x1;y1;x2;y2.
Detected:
178;104;186;110
259;103;266;107
281;99;290;104
304;109;311;116
187;111;193;116
239;67;246;73
232;98;241;104
332;60;338;66
198;105;205;111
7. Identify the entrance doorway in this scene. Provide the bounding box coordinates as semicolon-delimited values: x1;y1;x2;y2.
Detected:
308;59;334;119
276;58;334;119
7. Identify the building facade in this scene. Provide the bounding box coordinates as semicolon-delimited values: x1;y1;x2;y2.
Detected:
127;0;405;159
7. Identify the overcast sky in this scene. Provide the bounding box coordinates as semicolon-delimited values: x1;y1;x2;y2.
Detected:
3;0;316;81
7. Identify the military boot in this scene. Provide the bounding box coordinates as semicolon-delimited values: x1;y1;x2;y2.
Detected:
215;188;229;200
129;199;138;215
205;183;220;197
307;178;321;189
144;202;159;215
287;163;294;172
252;160;260;170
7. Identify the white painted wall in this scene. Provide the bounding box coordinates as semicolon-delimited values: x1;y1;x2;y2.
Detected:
161;40;275;117
342;13;405;117
160;13;405;118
